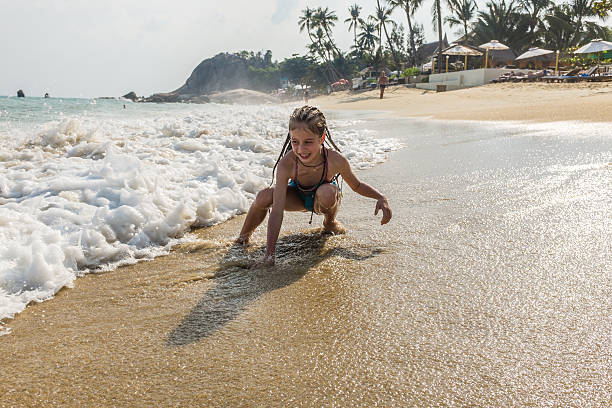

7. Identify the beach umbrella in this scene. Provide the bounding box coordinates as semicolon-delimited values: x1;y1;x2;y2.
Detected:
574;39;612;67
442;45;483;70
573;39;612;54
479;40;509;68
515;47;554;60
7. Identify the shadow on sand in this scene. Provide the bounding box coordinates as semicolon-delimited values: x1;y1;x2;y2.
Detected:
167;231;382;346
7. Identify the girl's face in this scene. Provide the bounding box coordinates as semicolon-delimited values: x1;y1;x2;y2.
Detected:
290;126;324;165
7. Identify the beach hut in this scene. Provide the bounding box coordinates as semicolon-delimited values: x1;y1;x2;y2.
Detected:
416;35;450;68
442;44;483;70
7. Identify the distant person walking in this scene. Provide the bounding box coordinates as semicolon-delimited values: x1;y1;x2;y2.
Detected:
378;71;388;99
303;87;309;104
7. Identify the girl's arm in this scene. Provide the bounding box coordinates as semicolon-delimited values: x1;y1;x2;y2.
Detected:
337;155;392;224
261;164;290;265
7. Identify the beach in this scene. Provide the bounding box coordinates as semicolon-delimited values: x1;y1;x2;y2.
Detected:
1;86;612;406
314;81;612;122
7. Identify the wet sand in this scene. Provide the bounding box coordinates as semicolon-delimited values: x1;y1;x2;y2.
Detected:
314;81;612;122
2;111;611;406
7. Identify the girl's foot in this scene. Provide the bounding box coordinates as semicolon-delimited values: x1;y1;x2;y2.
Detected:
235;234;251;245
323;220;346;235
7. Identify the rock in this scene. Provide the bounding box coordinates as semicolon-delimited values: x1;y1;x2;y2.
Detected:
173;53;252;96
122;91;138;101
143;92;180;103
17;89;25;97
142;52;281;104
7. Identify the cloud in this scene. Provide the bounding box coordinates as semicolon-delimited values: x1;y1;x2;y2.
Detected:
270;0;299;25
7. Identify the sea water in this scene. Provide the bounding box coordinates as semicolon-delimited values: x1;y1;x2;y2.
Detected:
0;96;399;334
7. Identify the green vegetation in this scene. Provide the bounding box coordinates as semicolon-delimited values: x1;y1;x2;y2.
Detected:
234;0;611;91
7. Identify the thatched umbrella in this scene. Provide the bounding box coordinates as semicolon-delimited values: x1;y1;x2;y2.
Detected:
515;47;555;70
515;47;554;60
442;45;483;70
479;40;509;68
573;39;612;54
574;39;612;67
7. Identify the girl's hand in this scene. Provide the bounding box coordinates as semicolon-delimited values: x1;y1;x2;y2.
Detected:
250;254;275;269
374;197;392;225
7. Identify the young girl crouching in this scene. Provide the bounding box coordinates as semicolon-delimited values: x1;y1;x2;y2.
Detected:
236;105;392;266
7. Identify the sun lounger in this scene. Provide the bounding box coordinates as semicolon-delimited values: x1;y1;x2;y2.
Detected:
544;68;582;83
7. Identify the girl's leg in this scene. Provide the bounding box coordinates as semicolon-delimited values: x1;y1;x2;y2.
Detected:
236;187;305;244
313;183;345;235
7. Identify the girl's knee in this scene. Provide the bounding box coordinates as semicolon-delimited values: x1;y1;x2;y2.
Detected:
255;187;274;209
315;184;338;210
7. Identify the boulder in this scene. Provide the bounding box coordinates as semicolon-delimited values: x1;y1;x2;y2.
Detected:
143;92;180;103
122;91;138;101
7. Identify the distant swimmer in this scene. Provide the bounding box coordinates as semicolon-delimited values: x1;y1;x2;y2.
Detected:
44;93;50;98
236;105;392;266
17;89;25;97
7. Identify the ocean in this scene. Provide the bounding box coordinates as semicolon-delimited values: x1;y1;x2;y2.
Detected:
0;96;398;335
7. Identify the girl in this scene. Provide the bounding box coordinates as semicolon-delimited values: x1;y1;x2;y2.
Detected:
236;105;392;266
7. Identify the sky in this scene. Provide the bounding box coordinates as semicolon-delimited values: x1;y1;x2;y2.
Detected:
1;1;610;98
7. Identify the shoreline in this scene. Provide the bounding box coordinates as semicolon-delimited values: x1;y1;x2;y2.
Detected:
312;81;612;123
1;87;611;406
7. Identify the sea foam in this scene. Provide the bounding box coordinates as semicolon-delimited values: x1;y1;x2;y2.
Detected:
0;102;399;333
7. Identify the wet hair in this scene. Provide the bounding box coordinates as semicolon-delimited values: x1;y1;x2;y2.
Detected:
270;105;340;184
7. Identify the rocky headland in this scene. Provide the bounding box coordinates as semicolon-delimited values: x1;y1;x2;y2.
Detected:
131;53;280;105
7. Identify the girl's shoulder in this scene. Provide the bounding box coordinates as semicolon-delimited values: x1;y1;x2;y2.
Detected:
326;149;348;165
276;151;295;173
326;149;350;174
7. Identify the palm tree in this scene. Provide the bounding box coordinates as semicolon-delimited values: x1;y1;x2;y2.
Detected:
314;7;341;57
299;7;340;83
543;0;607;49
542;5;575;50
472;0;532;51
357;21;380;54
445;0;478;39
388;0;424;66
298;7;317;46
431;0;444;72
345;4;364;51
517;0;552;36
372;0;401;68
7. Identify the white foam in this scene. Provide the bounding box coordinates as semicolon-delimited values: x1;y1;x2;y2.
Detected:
0;102;401;333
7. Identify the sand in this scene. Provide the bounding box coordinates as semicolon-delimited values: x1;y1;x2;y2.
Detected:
313;81;612;122
1;83;611;407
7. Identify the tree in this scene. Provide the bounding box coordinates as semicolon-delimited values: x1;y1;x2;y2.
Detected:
445;0;478;39
298;7;341;83
388;0;425;66
517;0;552;36
372;0;401;68
432;0;444;72
279;55;313;85
298;7;317;46
357;21;380;54
314;7;341;57
472;0;532;52
345;4;364;51
593;0;612;17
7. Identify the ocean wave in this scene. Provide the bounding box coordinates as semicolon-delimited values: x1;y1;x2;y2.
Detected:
0;102;401;333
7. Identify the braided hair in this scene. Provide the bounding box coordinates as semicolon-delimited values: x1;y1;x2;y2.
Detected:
270;105;341;184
